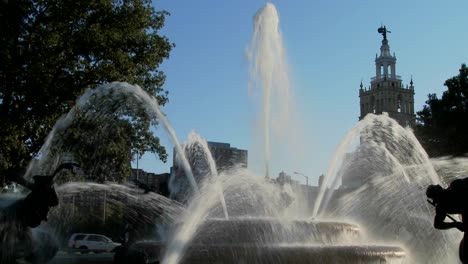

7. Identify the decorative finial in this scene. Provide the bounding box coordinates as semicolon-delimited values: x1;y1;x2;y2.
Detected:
410;75;413;86
378;25;391;40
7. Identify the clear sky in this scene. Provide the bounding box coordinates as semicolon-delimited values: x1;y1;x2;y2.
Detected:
134;0;468;186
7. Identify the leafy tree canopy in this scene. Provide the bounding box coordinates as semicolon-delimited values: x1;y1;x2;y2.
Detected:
0;0;173;182
415;64;468;157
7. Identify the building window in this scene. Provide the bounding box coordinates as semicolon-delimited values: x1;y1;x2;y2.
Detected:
397;94;402;113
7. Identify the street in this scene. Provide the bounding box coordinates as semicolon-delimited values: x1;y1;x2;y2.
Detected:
48;252;113;264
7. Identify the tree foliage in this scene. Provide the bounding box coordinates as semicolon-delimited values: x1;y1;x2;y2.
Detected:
0;0;173;181
53;102;167;183
415;64;468;157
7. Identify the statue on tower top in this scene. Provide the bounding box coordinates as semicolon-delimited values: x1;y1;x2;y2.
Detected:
377;25;391;40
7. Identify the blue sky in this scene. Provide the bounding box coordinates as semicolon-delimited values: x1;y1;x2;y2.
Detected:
134;0;468;185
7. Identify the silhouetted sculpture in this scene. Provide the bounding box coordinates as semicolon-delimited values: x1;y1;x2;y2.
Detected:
0;163;75;263
377;25;391;40
426;178;468;263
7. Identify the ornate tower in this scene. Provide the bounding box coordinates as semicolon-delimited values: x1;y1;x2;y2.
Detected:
359;26;415;127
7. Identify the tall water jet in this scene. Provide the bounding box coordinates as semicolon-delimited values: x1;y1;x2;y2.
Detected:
247;3;297;178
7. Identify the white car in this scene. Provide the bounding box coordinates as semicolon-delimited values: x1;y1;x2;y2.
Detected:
68;233;121;253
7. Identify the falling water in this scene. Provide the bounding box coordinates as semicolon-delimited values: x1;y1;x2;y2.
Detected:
313;113;440;218
161;176;227;264
31;82;199;193
311;126;359;218
161;170;293;264
51;182;184;231
185;131;229;219
313;113;460;263
247;3;295;177
431;156;468;183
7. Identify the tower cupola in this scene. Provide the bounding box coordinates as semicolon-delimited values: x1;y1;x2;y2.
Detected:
358;26;415;127
375;26;397;80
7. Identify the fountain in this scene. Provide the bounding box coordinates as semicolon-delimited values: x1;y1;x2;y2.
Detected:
156;4;407;264
168;131;228;219
125;170;405;264
2;2;465;264
319;113;462;263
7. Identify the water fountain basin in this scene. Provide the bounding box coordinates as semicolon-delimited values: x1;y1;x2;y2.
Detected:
190;217;361;245
118;217;405;264
181;244;405;264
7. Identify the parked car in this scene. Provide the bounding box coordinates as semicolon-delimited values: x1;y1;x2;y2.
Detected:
68;233;121;253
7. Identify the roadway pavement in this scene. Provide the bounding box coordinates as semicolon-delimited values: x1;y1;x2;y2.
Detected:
48;252;114;264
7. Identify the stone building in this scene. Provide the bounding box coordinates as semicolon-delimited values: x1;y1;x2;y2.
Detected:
206;141;248;172
171;141;248;178
170;141;248;203
359;26;415;127
339;27;417;191
128;169;170;197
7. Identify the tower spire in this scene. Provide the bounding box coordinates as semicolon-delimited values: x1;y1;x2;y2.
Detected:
375;25;396;79
359;26;415;127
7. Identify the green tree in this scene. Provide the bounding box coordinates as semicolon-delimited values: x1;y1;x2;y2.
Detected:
415;64;468;157
0;0;173;181
53;104;166;183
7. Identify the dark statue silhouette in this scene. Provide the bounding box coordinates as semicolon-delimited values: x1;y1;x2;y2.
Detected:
377;25;391;40
0;163;76;263
427;178;468;263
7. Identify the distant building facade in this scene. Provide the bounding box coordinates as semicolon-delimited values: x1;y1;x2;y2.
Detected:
206;141;248;171
275;171;298;186
128;169;170;197
359;26;415;127
170;141;248;203
172;141;248;178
